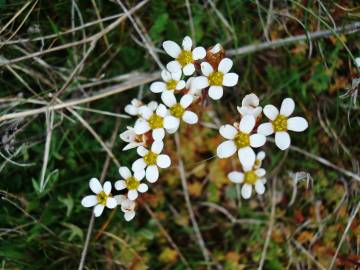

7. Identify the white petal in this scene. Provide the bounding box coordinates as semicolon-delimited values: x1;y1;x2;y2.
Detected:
356;57;360;68
242;93;259;107
275;131;291;150
209;43;221;53
255;181;265;195
106;197;117;209
241;184;252;199
280;98;295;117
257;123;274;136
132;158;147;172
157;154;171;168
183;63;195;76
171;71;182;81
216;140;237;158
180;94;193;108
218;58;233;74
120;129;136;143
151;140;164;154
182;36;192;50
147;101;158;111
238;146;255;169
156;104;168;117
89;178;102;194
94;204;105;217
146;165;159;183
103;181;111;195
124;211;135;221
134;121;150;135
222;73;238;87
191;76;209;90
138;183;148;193
161;69;172;81
119;166;132;179
162;91;177;108
138;106;153;119
137;146;149;157
219;124;237;139
287;117;308;132
164;115;180;130
263;105;279;121
150;82;166;93
201;62;214;76
249;134;266;147
81;195;98;207
114;194;126;205
167;60;182;73
228;171;244;183
256;168;266;177
257;151;266;161
114;180;126;190
239;115;255;133
124;104;138;115
152;128;165;141
208;85;223;100
128;190;138;201
192;46;206;60
134;170;145;181
176;80;186;90
182;111;198;124
163;40;181;58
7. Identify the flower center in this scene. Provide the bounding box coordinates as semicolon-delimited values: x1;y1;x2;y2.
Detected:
244;171;258;184
234;132;250;148
126;176;140;190
272;115;288;132
166;79;178;90
96;191;108;205
148;114;164;129
170;103;185;118
208;71;224;86
177;50;193;66
144;151;158;165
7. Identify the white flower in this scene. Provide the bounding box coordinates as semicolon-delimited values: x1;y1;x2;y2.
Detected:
162;91;198;131
237;93;262;118
355;57;360;68
134;103;170;141
228;165;267;199
119;126;146;151
257;98;308;150
163;36;206;76
124;99;157;116
132;140;171;183
114;195;136;221
150;69;186;99
254;151;266;169
191;58;239;100
216;115;266;168
81;178;117;217
115;166;148;201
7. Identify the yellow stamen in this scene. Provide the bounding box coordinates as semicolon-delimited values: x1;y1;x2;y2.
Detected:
126;177;140;190
170;103;185;118
166;79;177;90
234;132;250;148
144;151;158;165
96;191;108;205
176;50;193;66
148;114;163;129
244;171;258;184
208;71;224;86
272;115;288;132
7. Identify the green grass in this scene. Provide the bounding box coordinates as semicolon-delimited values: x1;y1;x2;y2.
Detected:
1;0;359;269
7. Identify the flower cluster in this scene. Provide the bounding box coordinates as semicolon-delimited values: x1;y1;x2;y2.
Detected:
81;36;308;220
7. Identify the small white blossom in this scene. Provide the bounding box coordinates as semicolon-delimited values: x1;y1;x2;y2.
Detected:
258;98;308;150
115;195;136;221
162;91;198;132
81;178;117;217
228;164;267;199
216;115;266;168
115;166;148;201
150;69;186;99
254;151;266;169
132;140;171;183
237;93;262;118
124;99;158;116
191;58;239;100
134;103;171;141
119;126;145;151
163;36;206;76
